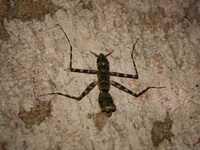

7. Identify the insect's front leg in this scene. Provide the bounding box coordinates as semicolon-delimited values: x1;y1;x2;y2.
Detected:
110;80;165;97
57;24;98;75
109;39;139;79
39;81;97;101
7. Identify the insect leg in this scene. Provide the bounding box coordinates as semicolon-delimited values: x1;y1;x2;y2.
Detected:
109;39;139;79
56;24;98;75
39;81;97;101
110;80;165;97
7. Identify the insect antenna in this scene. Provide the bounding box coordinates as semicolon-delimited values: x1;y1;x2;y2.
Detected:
90;50;114;57
90;51;99;57
105;50;114;57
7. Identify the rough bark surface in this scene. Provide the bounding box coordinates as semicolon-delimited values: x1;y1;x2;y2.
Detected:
0;0;199;150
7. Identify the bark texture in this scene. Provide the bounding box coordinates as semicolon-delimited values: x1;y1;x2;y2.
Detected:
0;0;199;149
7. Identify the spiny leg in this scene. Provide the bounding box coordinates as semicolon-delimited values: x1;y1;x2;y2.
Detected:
56;24;98;75
39;81;97;101
110;80;165;97
109;39;139;79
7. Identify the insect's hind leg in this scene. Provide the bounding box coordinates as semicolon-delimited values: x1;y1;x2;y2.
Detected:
109;39;139;79
39;81;97;101
110;80;165;97
56;24;98;75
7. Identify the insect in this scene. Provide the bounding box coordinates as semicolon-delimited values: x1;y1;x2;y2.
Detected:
40;24;165;117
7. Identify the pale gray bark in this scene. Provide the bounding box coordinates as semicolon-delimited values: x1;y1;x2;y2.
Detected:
0;0;199;150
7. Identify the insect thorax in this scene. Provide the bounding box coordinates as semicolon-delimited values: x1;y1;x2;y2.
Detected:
97;53;110;91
